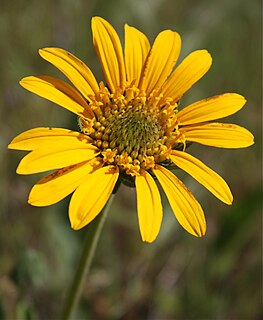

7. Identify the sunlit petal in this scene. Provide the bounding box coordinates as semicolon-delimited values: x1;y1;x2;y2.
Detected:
162;50;212;102
139;30;181;94
69;166;119;230
181;123;255;148
39;47;99;100
92;17;126;92
8;127;93;151
153;165;206;237
16;143;99;174
170;151;233;204
177;93;246;125
20;76;93;118
29;159;103;206
135;171;163;242
124;24;150;86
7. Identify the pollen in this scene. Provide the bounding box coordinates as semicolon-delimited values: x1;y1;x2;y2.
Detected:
79;83;180;175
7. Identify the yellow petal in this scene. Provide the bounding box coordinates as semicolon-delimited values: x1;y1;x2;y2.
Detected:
8;127;93;151
152;165;206;237
92;17;126;92
170;151;233;204
29;159;103;206
39;47;99;100
180;123;255;148
69;166;119;230
16;143;99;174
124;24;150;86
139;30;181;95
20;76;93;118
162;50;212;102
135;171;163;243
177;93;246;125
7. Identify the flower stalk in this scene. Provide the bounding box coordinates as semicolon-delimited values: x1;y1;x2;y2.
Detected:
61;195;115;319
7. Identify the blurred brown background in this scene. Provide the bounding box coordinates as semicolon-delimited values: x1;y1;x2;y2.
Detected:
0;0;261;319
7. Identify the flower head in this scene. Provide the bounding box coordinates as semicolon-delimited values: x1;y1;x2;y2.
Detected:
9;17;254;242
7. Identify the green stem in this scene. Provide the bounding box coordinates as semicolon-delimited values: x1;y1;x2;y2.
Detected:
61;195;115;320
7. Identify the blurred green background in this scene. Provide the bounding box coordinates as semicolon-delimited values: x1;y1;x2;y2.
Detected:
0;0;261;319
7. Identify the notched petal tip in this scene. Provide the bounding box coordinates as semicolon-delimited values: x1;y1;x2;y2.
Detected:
38;47;46;55
248;132;255;146
222;93;247;109
39;47;54;52
70;220;83;231
192;218;206;237
235;93;246;104
70;207;96;230
38;47;56;57
201;49;212;60
7;141;17;150
197;49;213;70
91;16;107;30
92;16;102;21
142;238;155;244
28;197;48;207
141;233;158;243
224;186;234;205
192;49;213;66
19;77;30;87
197;226;206;237
16;165;26;175
190;218;206;237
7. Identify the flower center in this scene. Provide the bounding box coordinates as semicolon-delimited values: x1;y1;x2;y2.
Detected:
80;83;182;176
103;105;163;153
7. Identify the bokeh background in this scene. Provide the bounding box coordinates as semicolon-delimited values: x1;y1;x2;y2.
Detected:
0;0;261;319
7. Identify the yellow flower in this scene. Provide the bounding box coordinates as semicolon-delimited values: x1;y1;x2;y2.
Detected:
9;17;254;243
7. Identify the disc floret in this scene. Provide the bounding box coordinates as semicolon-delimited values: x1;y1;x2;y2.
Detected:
80;83;181;176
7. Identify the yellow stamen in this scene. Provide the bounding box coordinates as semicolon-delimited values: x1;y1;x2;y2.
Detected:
80;83;181;175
